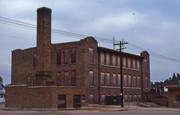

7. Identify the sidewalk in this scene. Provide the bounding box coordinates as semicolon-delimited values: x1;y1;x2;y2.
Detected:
1;102;175;112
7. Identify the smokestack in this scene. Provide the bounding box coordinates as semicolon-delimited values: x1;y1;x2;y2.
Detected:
36;7;52;73
37;7;51;46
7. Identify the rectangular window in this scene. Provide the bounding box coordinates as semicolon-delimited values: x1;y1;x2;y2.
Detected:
137;60;140;69
112;74;117;86
33;54;36;67
106;54;110;65
123;75;127;87
117;56;120;66
88;48;94;64
105;73;110;86
71;70;76;86
133;76;136;87
137;77;141;87
89;71;94;86
128;58;131;68
71;48;76;64
57;50;61;65
123;57;126;68
117;74;121;86
64;71;70;86
56;72;62;86
100;72;105;86
63;50;68;64
112;55;116;66
100;52;104;65
128;75;131;87
176;95;180;102
132;59;136;69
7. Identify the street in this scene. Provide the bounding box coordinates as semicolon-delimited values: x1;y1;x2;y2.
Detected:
0;107;179;115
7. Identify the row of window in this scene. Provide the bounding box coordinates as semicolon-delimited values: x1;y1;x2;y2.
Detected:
100;52;140;70
56;48;94;65
33;48;94;66
57;48;76;65
100;73;141;87
56;70;76;86
57;48;95;65
89;95;142;104
89;71;142;87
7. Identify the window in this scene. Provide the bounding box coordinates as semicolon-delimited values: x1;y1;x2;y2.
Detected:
100;52;105;65
64;71;70;86
71;48;76;64
57;50;61;65
123;57;126;67
106;53;110;65
137;77;141;87
105;73;110;86
63;50;68;64
112;74;117;86
128;75;131;87
137;60;140;69
33;54;36;67
128;58;131;68
89;71;94;86
117;56;120;66
133;76;136;87
100;72;105;86
132;59;136;69
123;75;127;87
88;48;94;64
112;55;116;66
71;70;76;86
56;72;62;86
117;74;121;86
176;95;180;102
145;77;148;88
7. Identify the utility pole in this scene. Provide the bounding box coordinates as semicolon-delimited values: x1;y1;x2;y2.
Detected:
113;40;128;107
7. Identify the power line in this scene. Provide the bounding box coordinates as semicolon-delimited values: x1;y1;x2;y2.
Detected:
0;16;180;63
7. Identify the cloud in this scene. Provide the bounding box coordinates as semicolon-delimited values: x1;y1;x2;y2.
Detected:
0;0;180;85
86;11;139;32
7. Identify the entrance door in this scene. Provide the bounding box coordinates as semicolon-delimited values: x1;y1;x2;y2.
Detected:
57;95;66;108
73;95;81;108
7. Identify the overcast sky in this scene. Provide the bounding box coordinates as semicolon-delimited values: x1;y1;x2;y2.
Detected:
0;0;180;85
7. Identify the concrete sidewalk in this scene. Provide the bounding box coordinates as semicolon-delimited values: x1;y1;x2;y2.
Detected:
0;102;175;112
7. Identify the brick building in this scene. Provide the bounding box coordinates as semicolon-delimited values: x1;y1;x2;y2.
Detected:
166;85;180;108
5;7;150;109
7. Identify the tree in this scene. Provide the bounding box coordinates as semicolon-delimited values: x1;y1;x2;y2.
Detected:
172;73;176;79
0;76;2;84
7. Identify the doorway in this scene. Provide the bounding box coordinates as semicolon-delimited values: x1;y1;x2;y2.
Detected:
73;95;81;108
57;95;66;108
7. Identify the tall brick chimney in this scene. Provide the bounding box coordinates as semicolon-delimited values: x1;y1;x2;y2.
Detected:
36;7;52;84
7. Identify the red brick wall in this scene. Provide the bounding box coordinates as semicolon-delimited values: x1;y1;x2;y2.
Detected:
5;85;87;108
12;48;36;85
168;88;180;108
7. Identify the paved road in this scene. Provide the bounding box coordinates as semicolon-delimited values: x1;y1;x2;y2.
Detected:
0;107;180;115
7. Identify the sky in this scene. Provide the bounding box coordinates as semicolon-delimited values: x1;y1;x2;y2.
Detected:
0;0;180;85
